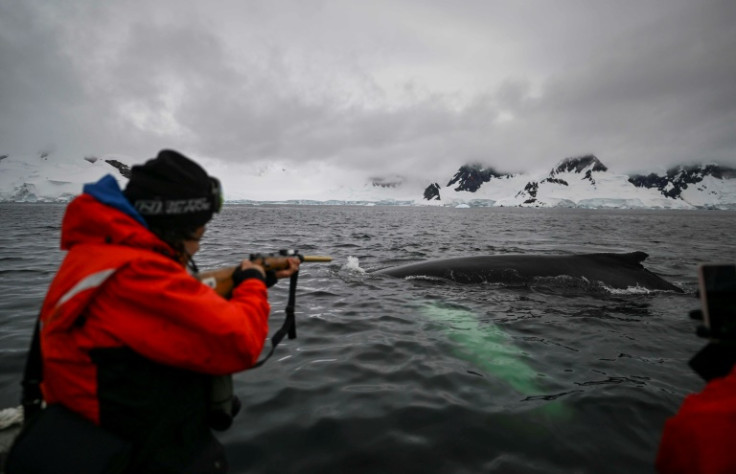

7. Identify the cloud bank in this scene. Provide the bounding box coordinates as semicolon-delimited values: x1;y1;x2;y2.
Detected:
1;0;734;181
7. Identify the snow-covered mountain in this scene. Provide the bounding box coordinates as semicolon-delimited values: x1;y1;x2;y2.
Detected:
628;164;736;209
0;152;427;205
424;155;736;210
1;152;735;209
0;153;132;203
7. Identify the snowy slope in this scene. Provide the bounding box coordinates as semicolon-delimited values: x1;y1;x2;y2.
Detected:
0;154;131;202
1;152;735;209
426;156;735;209
680;175;736;209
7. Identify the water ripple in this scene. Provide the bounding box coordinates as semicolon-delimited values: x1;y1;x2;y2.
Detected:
2;205;732;473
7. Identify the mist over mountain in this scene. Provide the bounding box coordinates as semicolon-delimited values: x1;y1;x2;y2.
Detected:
1;152;735;209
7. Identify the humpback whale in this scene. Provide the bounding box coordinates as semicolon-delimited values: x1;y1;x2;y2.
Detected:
376;251;683;293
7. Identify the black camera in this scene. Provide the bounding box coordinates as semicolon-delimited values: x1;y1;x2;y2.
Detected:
692;264;736;340
689;264;736;381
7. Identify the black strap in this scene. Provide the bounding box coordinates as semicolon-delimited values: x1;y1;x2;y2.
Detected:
252;271;299;368
20;317;44;423
286;270;298;340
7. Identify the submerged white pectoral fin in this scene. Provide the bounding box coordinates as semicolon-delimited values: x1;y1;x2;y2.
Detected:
420;303;540;394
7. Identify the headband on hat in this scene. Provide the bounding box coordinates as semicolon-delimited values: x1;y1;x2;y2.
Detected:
124;150;222;229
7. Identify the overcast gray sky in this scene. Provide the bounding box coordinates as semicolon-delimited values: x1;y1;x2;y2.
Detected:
1;0;734;179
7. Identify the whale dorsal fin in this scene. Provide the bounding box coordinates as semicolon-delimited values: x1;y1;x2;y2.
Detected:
590;251;649;266
620;251;649;264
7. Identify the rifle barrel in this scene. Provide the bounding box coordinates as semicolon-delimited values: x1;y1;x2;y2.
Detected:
198;254;332;297
302;255;332;262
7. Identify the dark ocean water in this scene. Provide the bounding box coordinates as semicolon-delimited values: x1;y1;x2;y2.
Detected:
1;203;734;473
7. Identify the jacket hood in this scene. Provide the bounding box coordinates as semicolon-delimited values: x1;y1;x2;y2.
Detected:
61;175;175;257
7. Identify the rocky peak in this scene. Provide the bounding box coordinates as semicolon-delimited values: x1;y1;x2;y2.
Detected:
446;164;510;192
423;183;441;200
550;155;607;177
105;159;132;179
515;181;539;205
629;164;736;199
370;176;404;188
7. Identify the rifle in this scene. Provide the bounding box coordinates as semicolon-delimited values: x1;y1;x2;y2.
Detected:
197;249;332;297
199;250;332;431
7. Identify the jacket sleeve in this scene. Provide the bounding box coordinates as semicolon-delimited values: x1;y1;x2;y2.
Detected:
88;256;271;375
656;412;698;474
656;382;736;474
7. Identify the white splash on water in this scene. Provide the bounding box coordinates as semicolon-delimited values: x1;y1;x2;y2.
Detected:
343;256;365;274
604;284;656;295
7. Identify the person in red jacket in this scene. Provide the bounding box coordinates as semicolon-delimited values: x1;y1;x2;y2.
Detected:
657;326;736;472
35;150;299;473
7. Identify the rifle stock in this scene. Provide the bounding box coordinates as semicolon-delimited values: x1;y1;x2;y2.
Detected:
197;253;332;297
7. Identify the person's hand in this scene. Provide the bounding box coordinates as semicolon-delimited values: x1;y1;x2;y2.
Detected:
274;257;300;279
238;259;266;278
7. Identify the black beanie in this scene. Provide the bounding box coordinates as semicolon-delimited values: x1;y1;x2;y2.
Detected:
124;149;222;229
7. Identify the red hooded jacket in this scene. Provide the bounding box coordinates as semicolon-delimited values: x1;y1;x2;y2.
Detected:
40;189;271;423
656;369;736;473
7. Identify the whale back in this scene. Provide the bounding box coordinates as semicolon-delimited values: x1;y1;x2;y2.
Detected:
375;251;683;292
